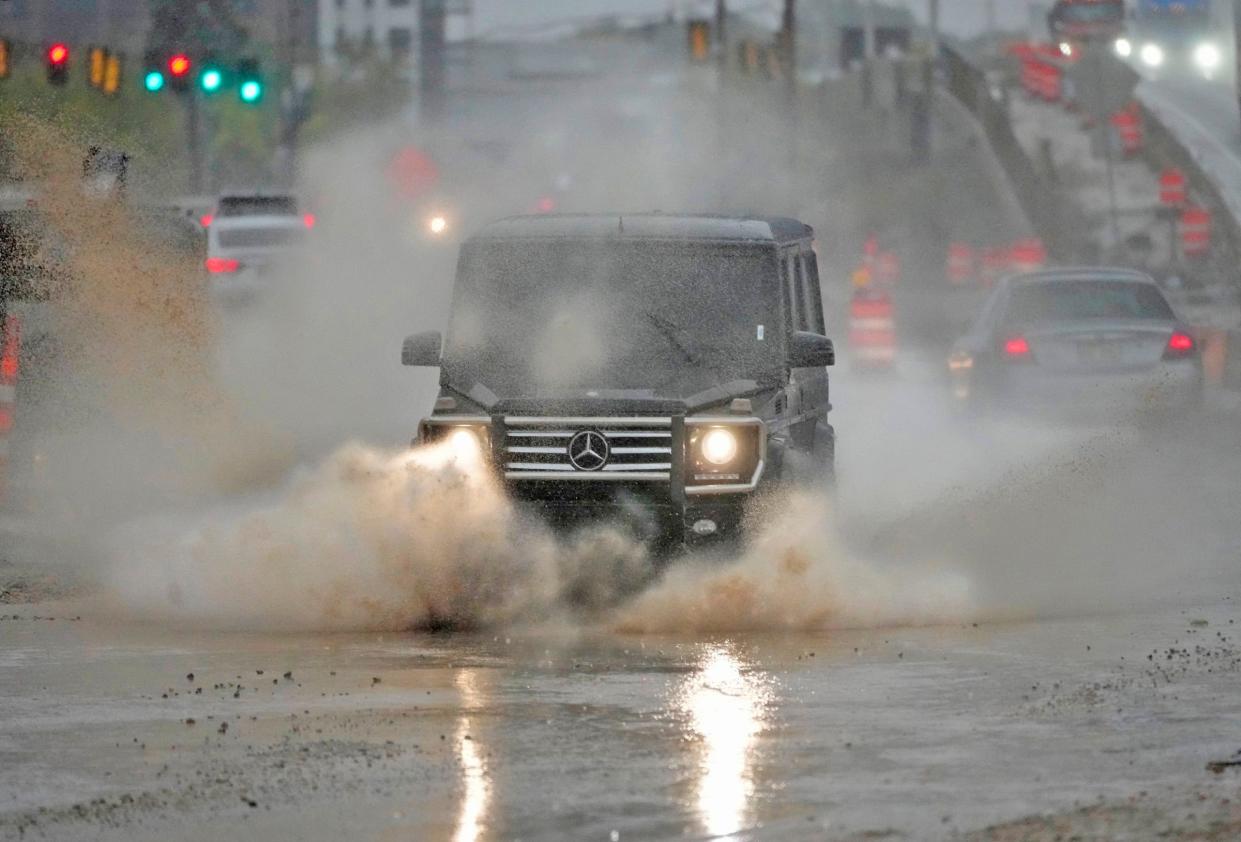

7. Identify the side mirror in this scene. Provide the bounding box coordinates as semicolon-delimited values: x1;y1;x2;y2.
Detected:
789;331;835;368
401;330;442;366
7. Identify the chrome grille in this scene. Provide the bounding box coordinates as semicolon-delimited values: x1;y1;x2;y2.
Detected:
503;417;673;481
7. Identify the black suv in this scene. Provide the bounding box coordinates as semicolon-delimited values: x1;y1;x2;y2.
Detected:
403;214;835;550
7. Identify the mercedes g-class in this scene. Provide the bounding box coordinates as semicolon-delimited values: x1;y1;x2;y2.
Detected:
402;214;835;550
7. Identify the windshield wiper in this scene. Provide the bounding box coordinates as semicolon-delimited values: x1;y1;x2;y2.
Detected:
641;310;727;389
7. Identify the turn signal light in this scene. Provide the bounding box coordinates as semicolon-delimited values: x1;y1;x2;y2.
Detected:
204;257;240;274
1164;331;1196;359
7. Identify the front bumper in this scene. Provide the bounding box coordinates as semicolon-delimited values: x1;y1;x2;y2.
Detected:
422;413;769;545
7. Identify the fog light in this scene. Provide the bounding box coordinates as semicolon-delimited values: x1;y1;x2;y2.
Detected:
691;519;718;536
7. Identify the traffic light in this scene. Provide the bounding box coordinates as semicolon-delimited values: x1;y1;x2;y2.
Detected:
199;56;223;94
168;52;191;92
237;58;262;103
0;39;11;80
102;52;121;96
46;42;69;86
143;50;164;92
89;46;106;88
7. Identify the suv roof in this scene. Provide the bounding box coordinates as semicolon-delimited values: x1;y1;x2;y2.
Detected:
469;213;813;244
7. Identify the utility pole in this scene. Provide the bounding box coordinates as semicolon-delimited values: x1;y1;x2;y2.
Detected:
781;0;797;171
420;0;447;121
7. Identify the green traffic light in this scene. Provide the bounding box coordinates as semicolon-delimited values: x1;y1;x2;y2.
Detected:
144;70;165;92
201;68;223;93
239;79;262;103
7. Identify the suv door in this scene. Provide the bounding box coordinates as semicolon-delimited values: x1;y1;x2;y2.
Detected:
783;244;831;450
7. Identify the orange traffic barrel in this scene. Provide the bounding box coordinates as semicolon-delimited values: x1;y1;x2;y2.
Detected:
1111;107;1142;156
1180;206;1211;258
1159;168;1186;206
979;246;1010;288
1008;237;1047;273
875;251;901;286
849;290;896;367
946;242;975;286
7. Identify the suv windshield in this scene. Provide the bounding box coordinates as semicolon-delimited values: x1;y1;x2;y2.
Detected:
444;239;781;397
1008;281;1174;325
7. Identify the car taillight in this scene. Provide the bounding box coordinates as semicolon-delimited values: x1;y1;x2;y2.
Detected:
1003;335;1032;360
303;213;316;228
1164;331;1196;360
199;213;214;227
204;257;240;274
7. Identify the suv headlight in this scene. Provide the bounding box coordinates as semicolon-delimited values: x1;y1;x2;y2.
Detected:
700;428;739;465
685;418;765;492
417;417;491;457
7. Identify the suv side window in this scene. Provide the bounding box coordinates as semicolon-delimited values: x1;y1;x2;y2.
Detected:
780;251;796;337
799;251;826;334
784;252;803;333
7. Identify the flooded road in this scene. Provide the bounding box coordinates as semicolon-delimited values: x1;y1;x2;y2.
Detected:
4;361;1241;840
3;598;1241;840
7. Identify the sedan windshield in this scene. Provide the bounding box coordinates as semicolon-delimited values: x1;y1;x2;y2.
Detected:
1008;281;1175;325
443;239;780;397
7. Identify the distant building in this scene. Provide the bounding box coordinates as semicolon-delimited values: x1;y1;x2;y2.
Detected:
318;0;478;67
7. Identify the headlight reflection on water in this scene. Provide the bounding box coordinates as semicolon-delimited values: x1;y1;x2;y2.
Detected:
677;646;773;838
453;671;491;842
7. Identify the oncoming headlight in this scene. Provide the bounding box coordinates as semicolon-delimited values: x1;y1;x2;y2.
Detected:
1114;37;1132;58
1193;42;1221;71
428;214;449;235
700;428;739;465
1140;43;1164;67
686;418;765;492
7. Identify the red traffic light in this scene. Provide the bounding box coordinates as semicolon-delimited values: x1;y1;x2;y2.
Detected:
169;54;191;77
48;43;69;65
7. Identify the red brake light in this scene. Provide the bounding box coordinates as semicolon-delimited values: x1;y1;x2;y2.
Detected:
199;213;214;227
302;213;316;229
1164;331;1196;359
204;257;240;274
48;44;69;65
1003;335;1032;358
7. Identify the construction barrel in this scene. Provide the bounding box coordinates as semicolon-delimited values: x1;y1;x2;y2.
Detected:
1110;107;1142;156
1180;206;1211;259
1159;168;1186;207
848;289;896;368
946;242;975;286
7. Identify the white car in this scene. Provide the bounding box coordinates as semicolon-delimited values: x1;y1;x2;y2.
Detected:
204;215;310;299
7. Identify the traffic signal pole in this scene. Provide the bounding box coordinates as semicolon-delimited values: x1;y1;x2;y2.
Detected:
186;88;204;193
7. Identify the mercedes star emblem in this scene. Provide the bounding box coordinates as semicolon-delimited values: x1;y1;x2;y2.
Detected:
567;429;610;471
